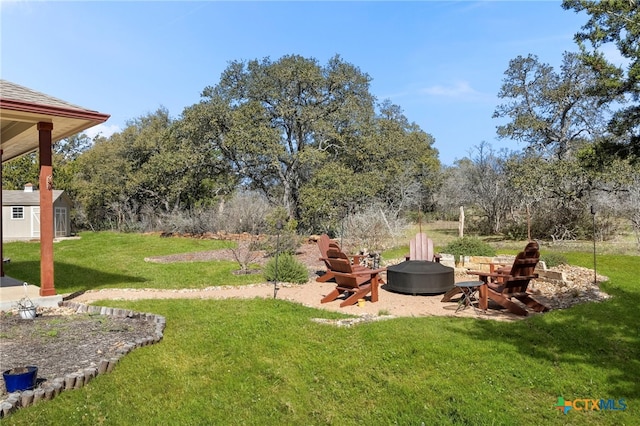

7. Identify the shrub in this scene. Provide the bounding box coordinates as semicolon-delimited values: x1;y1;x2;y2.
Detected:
540;252;568;268
442;237;496;257
501;221;529;241
263;253;309;284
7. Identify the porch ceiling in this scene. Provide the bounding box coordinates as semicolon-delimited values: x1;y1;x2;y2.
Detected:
1;80;110;162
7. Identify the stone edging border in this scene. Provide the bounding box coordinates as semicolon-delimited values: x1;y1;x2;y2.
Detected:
0;301;166;419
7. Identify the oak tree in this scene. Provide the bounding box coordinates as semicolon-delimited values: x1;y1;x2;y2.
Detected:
494;52;609;160
191;54;374;221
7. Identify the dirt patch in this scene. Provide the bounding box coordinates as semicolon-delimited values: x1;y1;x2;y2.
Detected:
144;248;268;266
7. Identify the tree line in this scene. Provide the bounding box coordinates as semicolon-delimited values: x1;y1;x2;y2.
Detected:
2;2;639;248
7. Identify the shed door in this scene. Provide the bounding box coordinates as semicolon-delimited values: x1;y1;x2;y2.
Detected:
55;207;67;237
31;207;40;238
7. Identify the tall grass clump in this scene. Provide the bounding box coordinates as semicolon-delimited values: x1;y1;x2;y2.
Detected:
263;253;309;284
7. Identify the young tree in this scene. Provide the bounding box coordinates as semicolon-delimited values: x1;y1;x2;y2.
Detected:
563;0;640;159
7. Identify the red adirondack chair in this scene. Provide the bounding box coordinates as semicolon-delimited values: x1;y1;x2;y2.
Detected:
320;248;385;307
405;232;441;262
315;234;365;283
468;242;549;316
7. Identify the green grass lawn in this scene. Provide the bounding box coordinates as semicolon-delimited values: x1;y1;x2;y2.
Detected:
1;232;638;425
3;232;264;294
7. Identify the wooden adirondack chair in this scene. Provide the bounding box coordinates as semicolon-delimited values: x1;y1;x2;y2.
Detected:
316;234;365;282
468;242;549;316
316;234;337;282
405;232;441;262
320;248;385;307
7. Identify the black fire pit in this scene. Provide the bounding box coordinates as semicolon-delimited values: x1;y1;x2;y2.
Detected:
386;261;454;295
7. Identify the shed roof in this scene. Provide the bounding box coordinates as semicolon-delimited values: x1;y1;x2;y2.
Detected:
2;190;68;206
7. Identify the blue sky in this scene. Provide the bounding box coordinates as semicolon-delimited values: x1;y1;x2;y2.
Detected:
1;1;590;165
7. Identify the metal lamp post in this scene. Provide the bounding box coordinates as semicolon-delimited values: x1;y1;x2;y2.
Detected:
273;220;283;299
591;205;597;286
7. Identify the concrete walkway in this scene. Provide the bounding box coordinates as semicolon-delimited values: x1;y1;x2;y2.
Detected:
0;275;63;311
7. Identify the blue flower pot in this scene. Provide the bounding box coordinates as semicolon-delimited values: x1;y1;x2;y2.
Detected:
3;366;38;392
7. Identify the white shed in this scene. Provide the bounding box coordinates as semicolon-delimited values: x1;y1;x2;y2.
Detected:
2;184;72;241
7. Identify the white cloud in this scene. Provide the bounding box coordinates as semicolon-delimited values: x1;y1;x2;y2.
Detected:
422;81;475;97
422;81;480;98
83;123;121;140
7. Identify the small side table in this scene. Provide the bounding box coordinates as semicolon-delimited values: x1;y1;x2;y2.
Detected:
454;281;484;313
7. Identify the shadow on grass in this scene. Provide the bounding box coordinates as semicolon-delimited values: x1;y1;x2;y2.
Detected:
4;260;146;293
448;289;640;399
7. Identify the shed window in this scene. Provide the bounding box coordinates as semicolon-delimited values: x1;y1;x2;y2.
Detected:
11;207;24;220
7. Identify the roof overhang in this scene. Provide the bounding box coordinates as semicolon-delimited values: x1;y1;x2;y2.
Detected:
1;80;110;162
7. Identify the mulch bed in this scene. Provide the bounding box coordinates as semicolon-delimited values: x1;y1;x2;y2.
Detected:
0;307;158;399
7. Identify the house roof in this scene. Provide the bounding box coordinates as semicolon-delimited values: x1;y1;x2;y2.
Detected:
0;80;110;162
2;190;68;206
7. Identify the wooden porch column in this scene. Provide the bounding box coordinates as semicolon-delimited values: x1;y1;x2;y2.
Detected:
38;122;55;296
1;149;4;278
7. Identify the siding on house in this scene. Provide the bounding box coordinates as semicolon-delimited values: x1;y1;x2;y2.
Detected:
2;190;72;241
